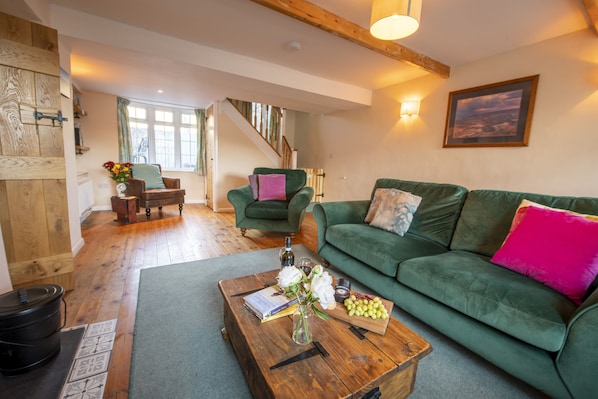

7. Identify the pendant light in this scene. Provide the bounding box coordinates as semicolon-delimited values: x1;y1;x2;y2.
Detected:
370;0;422;41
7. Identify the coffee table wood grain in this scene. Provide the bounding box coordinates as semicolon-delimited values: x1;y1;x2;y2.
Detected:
219;270;432;399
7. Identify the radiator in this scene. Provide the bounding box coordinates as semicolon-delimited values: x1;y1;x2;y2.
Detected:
300;168;325;203
77;170;94;222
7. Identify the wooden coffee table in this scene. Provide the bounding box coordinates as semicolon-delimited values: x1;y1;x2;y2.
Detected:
219;269;432;398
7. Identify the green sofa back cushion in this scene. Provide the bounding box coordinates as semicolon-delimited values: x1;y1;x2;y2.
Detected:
371;179;468;247
451;189;598;257
132;164;166;189
253;168;306;198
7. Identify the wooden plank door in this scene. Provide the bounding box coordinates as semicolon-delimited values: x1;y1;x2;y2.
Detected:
0;11;74;290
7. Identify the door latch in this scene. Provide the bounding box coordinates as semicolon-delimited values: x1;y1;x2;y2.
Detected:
33;110;68;127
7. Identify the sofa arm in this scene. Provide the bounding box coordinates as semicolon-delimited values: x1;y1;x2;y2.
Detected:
126;178;145;198
312;200;370;252
556;288;598;398
288;186;314;227
162;177;180;189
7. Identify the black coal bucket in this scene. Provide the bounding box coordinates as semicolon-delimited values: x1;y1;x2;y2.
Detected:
0;284;64;376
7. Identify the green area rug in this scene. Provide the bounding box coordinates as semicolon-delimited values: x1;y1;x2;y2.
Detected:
130;245;547;398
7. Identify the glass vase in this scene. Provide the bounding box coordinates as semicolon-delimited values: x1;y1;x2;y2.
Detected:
292;302;313;345
116;182;127;198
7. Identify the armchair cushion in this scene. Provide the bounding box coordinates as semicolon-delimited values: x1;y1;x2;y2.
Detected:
253;167;305;198
132;164;166;189
257;174;286;201
246;200;290;219
141;189;185;203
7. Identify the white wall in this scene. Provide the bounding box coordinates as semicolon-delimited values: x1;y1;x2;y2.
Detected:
296;29;598;201
57;38;85;256
74;91;206;210
62;87;84;254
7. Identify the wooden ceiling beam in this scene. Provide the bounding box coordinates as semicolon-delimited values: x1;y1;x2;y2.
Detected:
250;0;450;79
583;0;598;34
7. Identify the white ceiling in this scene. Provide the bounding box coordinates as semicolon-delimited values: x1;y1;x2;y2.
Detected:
3;0;591;113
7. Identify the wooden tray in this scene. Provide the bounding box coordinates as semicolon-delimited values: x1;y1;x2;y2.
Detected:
321;292;394;336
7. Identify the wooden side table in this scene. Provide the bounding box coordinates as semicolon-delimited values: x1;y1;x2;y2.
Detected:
111;196;138;223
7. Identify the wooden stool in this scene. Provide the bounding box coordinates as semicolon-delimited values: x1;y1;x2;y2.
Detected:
111;196;138;223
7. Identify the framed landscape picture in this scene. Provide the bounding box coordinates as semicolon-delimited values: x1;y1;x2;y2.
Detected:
443;75;539;147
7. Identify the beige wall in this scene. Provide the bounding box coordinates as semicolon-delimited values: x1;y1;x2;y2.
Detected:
296;29;598;201
75;91;206;209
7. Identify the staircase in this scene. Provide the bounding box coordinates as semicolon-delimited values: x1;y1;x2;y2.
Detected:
225;99;324;201
228;99;282;152
228;98;295;168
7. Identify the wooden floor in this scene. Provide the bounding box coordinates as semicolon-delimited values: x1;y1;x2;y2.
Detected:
65;204;318;399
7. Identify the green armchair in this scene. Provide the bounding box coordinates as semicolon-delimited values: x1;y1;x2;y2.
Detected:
227;168;314;236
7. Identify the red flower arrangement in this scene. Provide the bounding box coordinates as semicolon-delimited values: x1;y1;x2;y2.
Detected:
102;161;133;183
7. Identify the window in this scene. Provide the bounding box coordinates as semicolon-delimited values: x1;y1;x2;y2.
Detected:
128;102;198;170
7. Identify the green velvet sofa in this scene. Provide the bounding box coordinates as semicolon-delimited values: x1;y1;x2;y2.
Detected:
228;167;314;235
313;178;598;399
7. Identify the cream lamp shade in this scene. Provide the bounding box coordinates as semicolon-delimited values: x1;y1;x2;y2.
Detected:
400;100;420;117
370;0;422;40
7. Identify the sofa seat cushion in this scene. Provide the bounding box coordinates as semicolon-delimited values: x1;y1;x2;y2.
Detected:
245;200;289;220
325;224;448;277
397;251;578;352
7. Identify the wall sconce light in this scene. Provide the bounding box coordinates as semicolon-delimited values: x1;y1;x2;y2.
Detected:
400;100;420;117
370;0;422;41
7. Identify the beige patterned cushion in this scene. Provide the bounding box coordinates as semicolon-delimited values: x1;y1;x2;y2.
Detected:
365;188;422;236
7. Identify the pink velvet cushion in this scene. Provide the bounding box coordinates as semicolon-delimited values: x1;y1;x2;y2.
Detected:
491;205;598;304
257;174;286;201
509;199;598;235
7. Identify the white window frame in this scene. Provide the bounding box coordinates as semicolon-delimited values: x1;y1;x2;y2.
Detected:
128;101;197;171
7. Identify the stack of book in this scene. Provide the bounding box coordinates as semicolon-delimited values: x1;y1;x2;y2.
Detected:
244;285;298;322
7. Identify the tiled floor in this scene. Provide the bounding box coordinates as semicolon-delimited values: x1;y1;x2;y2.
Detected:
60;319;117;399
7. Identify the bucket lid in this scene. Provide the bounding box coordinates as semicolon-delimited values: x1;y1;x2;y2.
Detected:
0;285;64;319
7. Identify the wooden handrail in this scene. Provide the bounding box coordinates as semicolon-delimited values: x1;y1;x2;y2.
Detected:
282;136;293;169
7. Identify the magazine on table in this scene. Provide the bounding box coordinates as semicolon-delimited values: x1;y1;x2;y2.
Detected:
244;302;298;322
244;285;298;320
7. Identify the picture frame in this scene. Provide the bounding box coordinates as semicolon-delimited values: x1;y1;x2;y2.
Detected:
443;75;539;147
